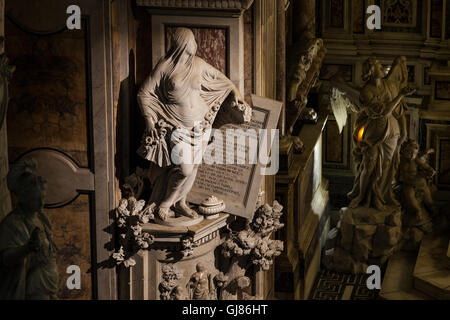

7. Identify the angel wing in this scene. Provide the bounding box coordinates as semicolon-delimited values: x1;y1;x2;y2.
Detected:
328;74;362;133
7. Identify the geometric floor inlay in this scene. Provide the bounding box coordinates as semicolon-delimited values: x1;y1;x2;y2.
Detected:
309;269;380;300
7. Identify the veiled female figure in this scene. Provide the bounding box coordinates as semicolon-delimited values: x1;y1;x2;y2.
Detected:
348;56;415;210
137;28;251;221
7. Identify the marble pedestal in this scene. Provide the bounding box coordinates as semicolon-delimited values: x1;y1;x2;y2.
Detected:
125;214;229;300
323;206;402;273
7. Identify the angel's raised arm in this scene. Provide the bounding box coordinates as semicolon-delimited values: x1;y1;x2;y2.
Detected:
386;56;408;89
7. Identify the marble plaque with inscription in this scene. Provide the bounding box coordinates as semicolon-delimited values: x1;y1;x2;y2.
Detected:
188;95;282;219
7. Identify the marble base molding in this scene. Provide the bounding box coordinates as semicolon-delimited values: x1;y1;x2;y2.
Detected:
127;214;228;300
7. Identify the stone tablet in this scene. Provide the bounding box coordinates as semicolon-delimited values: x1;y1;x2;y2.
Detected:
188;94;282;219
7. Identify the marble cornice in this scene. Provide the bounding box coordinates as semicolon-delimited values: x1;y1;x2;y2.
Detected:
136;0;254;15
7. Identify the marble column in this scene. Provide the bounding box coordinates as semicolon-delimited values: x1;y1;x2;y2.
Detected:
0;0;11;221
277;0;286;135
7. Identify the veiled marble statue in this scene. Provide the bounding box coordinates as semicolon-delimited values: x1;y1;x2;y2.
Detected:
137;27;251;222
330;56;415;210
0;159;59;299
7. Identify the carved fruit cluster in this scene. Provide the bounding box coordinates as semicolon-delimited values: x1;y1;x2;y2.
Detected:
222;201;284;271
159;264;183;300
112;197;155;267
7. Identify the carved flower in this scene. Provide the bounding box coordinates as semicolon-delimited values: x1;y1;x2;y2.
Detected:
124;257;136;268
131;224;142;236
237;231;256;250
132;199;145;215
140;214;150;224
112;246;125;264
117;217;126;228
117;199;130;217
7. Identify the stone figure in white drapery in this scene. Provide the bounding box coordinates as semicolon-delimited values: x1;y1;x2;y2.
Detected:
137;28;251;221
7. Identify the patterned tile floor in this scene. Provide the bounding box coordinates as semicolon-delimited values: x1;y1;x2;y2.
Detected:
309;269;380;300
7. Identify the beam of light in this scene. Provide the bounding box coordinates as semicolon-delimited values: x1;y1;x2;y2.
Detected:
357;125;365;142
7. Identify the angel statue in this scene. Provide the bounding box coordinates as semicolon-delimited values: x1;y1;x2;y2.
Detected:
137;28;252;222
329;56;415;210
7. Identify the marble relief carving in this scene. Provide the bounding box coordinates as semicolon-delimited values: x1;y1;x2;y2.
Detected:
382;0;417;27
217;201;284;299
159;264;185;300
180;235;197;258
187;262;215;300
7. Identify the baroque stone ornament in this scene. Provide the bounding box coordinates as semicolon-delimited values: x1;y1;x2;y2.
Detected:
216;201;284;300
198;195;225;219
136;27;251;223
0;48;15;131
112;196;155;268
0;158;59;299
159;264;185;300
222;201;284;270
180;235;198;258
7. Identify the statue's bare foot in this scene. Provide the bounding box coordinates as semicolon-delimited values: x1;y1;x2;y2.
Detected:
174;201;198;219
157;207;171;221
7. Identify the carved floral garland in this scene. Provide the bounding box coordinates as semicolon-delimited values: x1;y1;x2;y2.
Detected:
222;201;284;271
112;196;155;267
